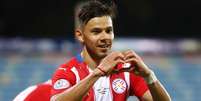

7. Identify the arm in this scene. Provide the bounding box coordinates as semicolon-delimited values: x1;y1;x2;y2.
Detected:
142;71;171;101
51;69;102;101
51;52;125;101
123;50;171;101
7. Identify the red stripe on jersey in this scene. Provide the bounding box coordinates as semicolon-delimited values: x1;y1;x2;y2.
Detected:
110;72;128;101
129;73;149;99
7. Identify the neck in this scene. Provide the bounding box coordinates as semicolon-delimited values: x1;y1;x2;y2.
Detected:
81;47;101;70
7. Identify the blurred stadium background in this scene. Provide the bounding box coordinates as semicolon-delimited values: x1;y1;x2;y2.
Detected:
0;0;201;101
0;38;200;101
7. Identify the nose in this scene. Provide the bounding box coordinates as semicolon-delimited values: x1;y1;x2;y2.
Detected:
99;32;113;44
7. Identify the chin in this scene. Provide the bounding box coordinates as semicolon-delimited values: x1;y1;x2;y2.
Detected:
90;48;111;59
96;52;109;59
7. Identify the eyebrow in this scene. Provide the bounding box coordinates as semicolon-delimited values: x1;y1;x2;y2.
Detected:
91;26;113;30
106;26;113;30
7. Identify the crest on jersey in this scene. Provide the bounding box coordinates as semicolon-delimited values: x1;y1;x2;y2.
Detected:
53;79;70;90
112;78;127;94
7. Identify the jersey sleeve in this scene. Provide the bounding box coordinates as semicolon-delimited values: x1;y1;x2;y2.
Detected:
13;83;51;101
51;65;76;97
129;73;149;99
13;85;37;101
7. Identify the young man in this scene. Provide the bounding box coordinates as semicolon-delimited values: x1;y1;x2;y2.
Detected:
13;80;51;101
51;1;171;101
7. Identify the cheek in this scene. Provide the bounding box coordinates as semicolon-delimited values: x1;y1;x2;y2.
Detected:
85;36;97;45
109;33;114;41
111;34;114;40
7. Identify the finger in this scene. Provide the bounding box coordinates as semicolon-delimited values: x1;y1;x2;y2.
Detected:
114;52;125;61
115;58;125;64
119;67;135;72
111;59;125;70
124;58;141;71
134;70;140;75
124;53;135;60
123;50;142;60
130;51;142;60
122;49;132;55
125;58;138;64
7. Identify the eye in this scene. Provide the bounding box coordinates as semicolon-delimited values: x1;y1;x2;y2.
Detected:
105;28;113;34
91;28;102;35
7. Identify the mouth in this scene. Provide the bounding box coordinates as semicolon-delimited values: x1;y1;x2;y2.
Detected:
97;44;111;49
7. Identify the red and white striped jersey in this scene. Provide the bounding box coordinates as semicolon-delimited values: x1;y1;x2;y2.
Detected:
13;80;52;101
51;54;148;101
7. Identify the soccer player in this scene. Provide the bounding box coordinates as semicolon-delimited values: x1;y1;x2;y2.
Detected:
13;80;51;101
51;0;171;101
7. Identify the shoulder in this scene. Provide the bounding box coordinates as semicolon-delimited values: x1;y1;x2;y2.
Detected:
37;80;52;91
57;56;80;71
51;57;80;86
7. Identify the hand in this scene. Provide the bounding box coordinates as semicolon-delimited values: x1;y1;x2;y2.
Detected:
97;51;125;75
122;50;152;78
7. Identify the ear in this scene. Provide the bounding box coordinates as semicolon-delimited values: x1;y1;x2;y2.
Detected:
75;29;84;43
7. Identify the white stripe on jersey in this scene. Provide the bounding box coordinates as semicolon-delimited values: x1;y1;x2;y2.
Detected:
71;67;80;84
13;85;37;101
87;66;93;73
124;72;130;92
93;76;113;101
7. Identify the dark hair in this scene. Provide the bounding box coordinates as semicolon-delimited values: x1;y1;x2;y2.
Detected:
75;0;116;28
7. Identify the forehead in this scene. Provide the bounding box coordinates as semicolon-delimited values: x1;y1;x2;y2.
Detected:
84;16;113;29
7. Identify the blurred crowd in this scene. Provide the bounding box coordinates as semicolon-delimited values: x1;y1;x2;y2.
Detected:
0;38;200;101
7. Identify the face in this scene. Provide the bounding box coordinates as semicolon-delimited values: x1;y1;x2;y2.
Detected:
79;16;114;59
